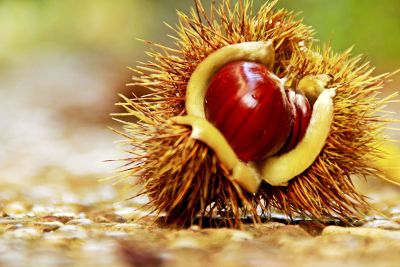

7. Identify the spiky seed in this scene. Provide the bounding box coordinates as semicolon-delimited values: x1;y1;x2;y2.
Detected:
113;0;396;228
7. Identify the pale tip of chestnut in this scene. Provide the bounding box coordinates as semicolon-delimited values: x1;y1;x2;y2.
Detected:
298;74;333;104
171;115;261;193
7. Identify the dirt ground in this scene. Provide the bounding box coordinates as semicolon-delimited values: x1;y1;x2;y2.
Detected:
1;172;400;267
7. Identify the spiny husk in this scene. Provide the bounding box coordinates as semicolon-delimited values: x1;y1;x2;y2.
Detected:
131;0;314;117
259;45;395;223
114;100;259;227
114;0;396;228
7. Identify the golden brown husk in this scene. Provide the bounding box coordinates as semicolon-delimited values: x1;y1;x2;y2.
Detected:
114;0;396;227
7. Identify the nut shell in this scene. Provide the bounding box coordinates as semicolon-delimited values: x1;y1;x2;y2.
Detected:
205;61;293;162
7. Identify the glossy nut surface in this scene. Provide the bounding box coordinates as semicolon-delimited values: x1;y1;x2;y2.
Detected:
204;61;293;162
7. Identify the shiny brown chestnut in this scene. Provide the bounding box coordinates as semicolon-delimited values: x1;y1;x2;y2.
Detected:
204;61;311;162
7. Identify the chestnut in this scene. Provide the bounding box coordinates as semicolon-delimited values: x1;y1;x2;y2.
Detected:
180;41;335;190
204;61;311;162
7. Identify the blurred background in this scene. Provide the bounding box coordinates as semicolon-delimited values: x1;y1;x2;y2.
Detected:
0;0;399;184
0;0;400;267
0;2;399;266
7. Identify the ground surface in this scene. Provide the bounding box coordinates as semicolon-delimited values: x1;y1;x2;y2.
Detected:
1;174;400;267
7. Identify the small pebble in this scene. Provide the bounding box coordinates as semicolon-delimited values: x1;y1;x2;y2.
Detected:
104;231;128;238
112;223;143;232
114;207;148;221
4;223;25;231
66;218;93;226
42;215;74;224
170;237;201;249
190;225;200;232
391;215;400;224
3;202;27;215
54;225;88;239
4;227;41;240
31;205;56;216
93;213;126;223
363;219;400;230
389;207;400;216
34;221;64;232
322;226;400;240
230;230;254;241
53;212;77;217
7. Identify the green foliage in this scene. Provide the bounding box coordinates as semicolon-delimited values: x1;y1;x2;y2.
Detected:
0;0;399;68
276;0;400;67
